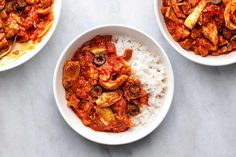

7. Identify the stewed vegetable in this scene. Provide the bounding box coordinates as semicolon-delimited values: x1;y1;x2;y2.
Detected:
63;35;149;132
161;0;236;56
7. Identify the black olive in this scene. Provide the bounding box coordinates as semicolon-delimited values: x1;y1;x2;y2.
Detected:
129;84;141;97
111;73;119;80
90;85;103;98
127;103;140;116
93;54;106;66
16;0;27;10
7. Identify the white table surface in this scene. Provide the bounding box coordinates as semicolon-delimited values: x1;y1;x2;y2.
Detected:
0;0;236;156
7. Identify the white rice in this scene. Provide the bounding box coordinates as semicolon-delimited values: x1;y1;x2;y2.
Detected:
113;34;167;125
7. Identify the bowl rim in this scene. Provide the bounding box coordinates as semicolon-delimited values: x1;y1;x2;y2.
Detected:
0;0;62;72
154;0;236;66
53;24;175;145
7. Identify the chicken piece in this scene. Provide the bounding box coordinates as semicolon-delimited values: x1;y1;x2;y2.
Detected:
196;46;209;56
202;22;218;45
184;0;208;29
67;94;79;108
165;7;178;22
176;25;190;40
5;20;20;39
191;28;202;39
179;2;193;15
197;38;217;51
179;38;193;50
171;0;186;18
82;66;98;85
74;101;94;126
96;91;122;108
173;25;190;41
63;61;80;90
99;74;128;90
73;80;93;101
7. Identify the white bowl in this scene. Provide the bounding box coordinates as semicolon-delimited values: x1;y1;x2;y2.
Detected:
0;0;62;72
53;25;174;145
154;0;236;66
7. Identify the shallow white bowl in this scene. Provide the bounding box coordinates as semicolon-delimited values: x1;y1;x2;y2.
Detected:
53;25;174;145
154;0;236;66
0;0;62;72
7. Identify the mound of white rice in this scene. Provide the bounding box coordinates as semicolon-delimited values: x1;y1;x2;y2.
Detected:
113;35;167;125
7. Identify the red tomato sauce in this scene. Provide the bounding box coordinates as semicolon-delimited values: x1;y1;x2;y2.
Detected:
162;0;236;56
62;35;149;133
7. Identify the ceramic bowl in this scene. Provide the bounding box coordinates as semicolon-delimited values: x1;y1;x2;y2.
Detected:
53;25;174;145
154;0;236;66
